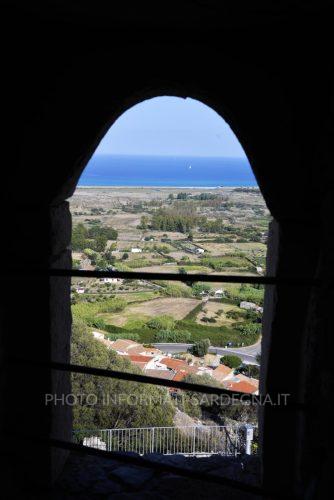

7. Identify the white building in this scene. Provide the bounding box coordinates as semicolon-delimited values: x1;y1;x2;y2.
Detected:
76;287;85;294
214;288;225;298
100;277;123;284
240;301;263;314
195;248;205;254
131;248;142;253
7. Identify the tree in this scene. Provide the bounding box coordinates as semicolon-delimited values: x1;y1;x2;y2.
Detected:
176;374;222;418
220;355;242;369
190;339;211;357
122;252;129;260
71;318;175;430
177;192;188;200
95;257;108;270
187;232;193;241
138;215;149;229
104;250;116;265
237;363;260;378
192;283;213;297
94;234;108;252
72;223;88;251
87;225;118;241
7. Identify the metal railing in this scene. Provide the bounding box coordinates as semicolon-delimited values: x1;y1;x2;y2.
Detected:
73;425;257;457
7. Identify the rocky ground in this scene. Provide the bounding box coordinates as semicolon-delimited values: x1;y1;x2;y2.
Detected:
50;451;261;499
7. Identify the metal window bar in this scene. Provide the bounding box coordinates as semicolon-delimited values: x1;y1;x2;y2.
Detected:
11;266;321;287
10;357;306;410
4;266;315;407
3;267;308;498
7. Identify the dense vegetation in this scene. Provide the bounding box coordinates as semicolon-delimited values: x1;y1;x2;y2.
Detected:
175;373;257;425
72;223;118;252
190;339;211;357
71;289;262;347
71;318;175;430
220;355;242;368
150;208;198;233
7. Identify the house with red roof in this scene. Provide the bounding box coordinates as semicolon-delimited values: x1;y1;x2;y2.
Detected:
212;364;234;383
223;379;259;395
128;354;156;371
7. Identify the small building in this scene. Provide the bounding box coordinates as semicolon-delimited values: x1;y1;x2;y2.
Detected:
212;364;234;383
159;357;189;371
131;247;142;253
76;287;85;294
99;277;122;284
110;339;142;355
195;247;205;254
223;379;259;395
240;301;263;314
214;288;225;298
144;369;175;380
128;355;156;370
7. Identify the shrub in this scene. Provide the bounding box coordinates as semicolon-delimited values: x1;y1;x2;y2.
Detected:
228;284;264;305
189;339;211;357
98;297;127;313
163;283;192;298
146;315;176;330
153;330;191;342
226;309;245;320
220;355;242;368
237;322;262;337
192;283;213;297
201;317;217;323
237;364;260;378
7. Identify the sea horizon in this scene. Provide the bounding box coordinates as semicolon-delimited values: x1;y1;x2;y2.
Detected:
78;154;257;187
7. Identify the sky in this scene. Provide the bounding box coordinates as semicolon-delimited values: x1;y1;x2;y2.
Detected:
95;96;246;158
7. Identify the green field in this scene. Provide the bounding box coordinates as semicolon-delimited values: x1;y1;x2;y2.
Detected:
70;186;268;348
72;291;261;347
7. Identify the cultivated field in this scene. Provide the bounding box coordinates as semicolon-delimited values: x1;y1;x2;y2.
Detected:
70;186;269;347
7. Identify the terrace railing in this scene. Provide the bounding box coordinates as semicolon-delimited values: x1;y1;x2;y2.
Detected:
73;424;257;457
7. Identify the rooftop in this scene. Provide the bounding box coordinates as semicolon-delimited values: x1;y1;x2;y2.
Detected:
212;364;233;382
160;358;188;370
223;380;259;394
110;339;140;352
144;369;175;380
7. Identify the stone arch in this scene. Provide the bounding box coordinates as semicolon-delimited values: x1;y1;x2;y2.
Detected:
22;47;298;222
2;37;325;498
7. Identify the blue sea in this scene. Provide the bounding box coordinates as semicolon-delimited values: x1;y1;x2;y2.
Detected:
78;154;256;187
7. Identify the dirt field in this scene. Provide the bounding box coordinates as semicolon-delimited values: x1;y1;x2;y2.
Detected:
100;297;200;327
70;186;269;276
127;297;199;318
198;242;239;255
196;300;242;326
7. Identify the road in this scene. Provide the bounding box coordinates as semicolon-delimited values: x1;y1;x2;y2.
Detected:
153;339;261;365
